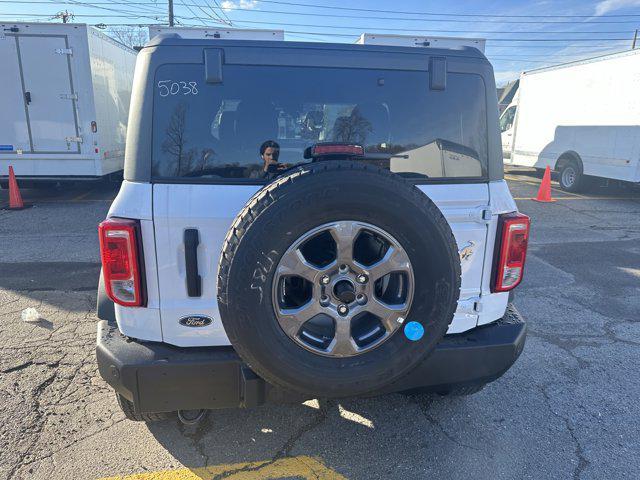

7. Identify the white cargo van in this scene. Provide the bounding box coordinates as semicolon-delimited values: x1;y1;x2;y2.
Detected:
356;33;486;53
501;49;640;191
0;22;136;186
148;26;284;40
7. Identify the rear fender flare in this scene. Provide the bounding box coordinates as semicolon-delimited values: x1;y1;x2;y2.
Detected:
97;268;116;324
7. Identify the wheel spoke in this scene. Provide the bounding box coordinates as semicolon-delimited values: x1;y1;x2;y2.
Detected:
274;220;414;358
329;222;361;265
277;301;323;337
366;298;408;332
277;248;321;283
327;318;358;356
365;246;412;281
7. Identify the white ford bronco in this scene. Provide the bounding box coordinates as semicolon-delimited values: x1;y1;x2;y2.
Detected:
96;35;529;422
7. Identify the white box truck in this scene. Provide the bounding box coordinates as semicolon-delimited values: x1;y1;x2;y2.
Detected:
0;22;136;186
148;26;284;41
356;33;486;53
501;49;640;191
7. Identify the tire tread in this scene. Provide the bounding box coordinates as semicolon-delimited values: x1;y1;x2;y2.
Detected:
217;161;462;395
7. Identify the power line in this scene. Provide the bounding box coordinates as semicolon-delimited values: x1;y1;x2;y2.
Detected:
206;20;632;42
5;0;640;19
5;0;640;24
194;18;635;39
212;0;234;25
0;12;166;19
193;0;230;26
61;0;165;22
182;16;640;34
179;0;206;26
246;0;640;19
201;5;640;24
6;9;635;41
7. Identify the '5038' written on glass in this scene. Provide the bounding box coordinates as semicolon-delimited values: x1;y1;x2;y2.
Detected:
157;80;198;97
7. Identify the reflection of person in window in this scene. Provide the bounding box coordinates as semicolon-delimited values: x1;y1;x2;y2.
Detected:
250;140;288;179
260;140;281;173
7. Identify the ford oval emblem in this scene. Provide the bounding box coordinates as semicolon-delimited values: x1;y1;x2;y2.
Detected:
179;315;213;328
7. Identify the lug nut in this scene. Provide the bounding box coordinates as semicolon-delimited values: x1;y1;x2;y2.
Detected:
320;275;330;285
337;304;349;316
356;274;368;284
356;293;367;305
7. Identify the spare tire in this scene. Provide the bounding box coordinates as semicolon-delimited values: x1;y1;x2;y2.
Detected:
217;161;460;398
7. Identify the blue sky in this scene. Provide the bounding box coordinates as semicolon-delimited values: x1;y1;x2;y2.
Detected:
4;0;640;85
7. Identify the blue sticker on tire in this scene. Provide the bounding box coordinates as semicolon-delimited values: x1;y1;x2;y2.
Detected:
404;321;424;341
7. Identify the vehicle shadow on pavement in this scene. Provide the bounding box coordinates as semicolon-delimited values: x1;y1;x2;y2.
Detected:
0;263;101;313
145;392;463;479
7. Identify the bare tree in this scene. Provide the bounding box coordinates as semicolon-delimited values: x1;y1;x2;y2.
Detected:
162;103;192;176
331;107;372;144
107;26;149;50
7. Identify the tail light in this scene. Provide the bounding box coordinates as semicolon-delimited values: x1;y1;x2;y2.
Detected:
98;217;145;307
492;213;530;292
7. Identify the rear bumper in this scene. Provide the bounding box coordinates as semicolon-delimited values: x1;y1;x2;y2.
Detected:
96;305;526;413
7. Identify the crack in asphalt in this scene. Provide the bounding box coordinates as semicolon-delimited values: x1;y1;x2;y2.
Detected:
1;361;60;375
538;385;590;480
410;395;482;453
0;289;114;480
526;330;593;371
211;401;330;480
178;413;213;470
5;372;58;480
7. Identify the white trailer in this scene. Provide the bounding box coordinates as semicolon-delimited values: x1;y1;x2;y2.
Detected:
148;26;284;41
501;49;640;191
0;22;136;184
356;33;486;53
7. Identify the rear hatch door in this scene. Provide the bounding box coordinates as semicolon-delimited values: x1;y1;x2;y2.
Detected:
151;53;491;346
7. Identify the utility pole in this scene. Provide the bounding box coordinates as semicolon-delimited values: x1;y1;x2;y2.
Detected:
53;10;74;23
633;29;638;49
168;0;174;26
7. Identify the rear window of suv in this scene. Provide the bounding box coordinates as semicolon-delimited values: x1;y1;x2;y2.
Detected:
152;63;488;182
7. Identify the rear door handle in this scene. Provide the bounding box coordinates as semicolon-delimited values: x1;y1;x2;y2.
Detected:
184;229;202;297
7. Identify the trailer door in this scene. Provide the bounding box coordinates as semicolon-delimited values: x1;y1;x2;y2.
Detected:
0;36;30;152
18;36;79;153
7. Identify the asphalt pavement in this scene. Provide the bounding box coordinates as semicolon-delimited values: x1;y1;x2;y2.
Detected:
1;170;639;479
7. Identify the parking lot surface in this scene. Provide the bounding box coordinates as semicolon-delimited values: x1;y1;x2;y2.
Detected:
1;170;639;479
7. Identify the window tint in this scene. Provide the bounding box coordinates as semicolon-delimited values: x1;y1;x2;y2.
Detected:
152;63;487;180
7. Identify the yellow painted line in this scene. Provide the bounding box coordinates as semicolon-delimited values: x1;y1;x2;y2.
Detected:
99;455;347;480
71;190;93;202
505;174;593;199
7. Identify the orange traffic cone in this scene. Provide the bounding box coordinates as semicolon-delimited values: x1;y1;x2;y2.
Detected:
532;165;556;203
8;166;25;209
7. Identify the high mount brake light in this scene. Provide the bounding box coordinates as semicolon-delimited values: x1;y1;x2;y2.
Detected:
311;144;364;156
304;143;364;158
98;217;145;307
492;213;530;293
